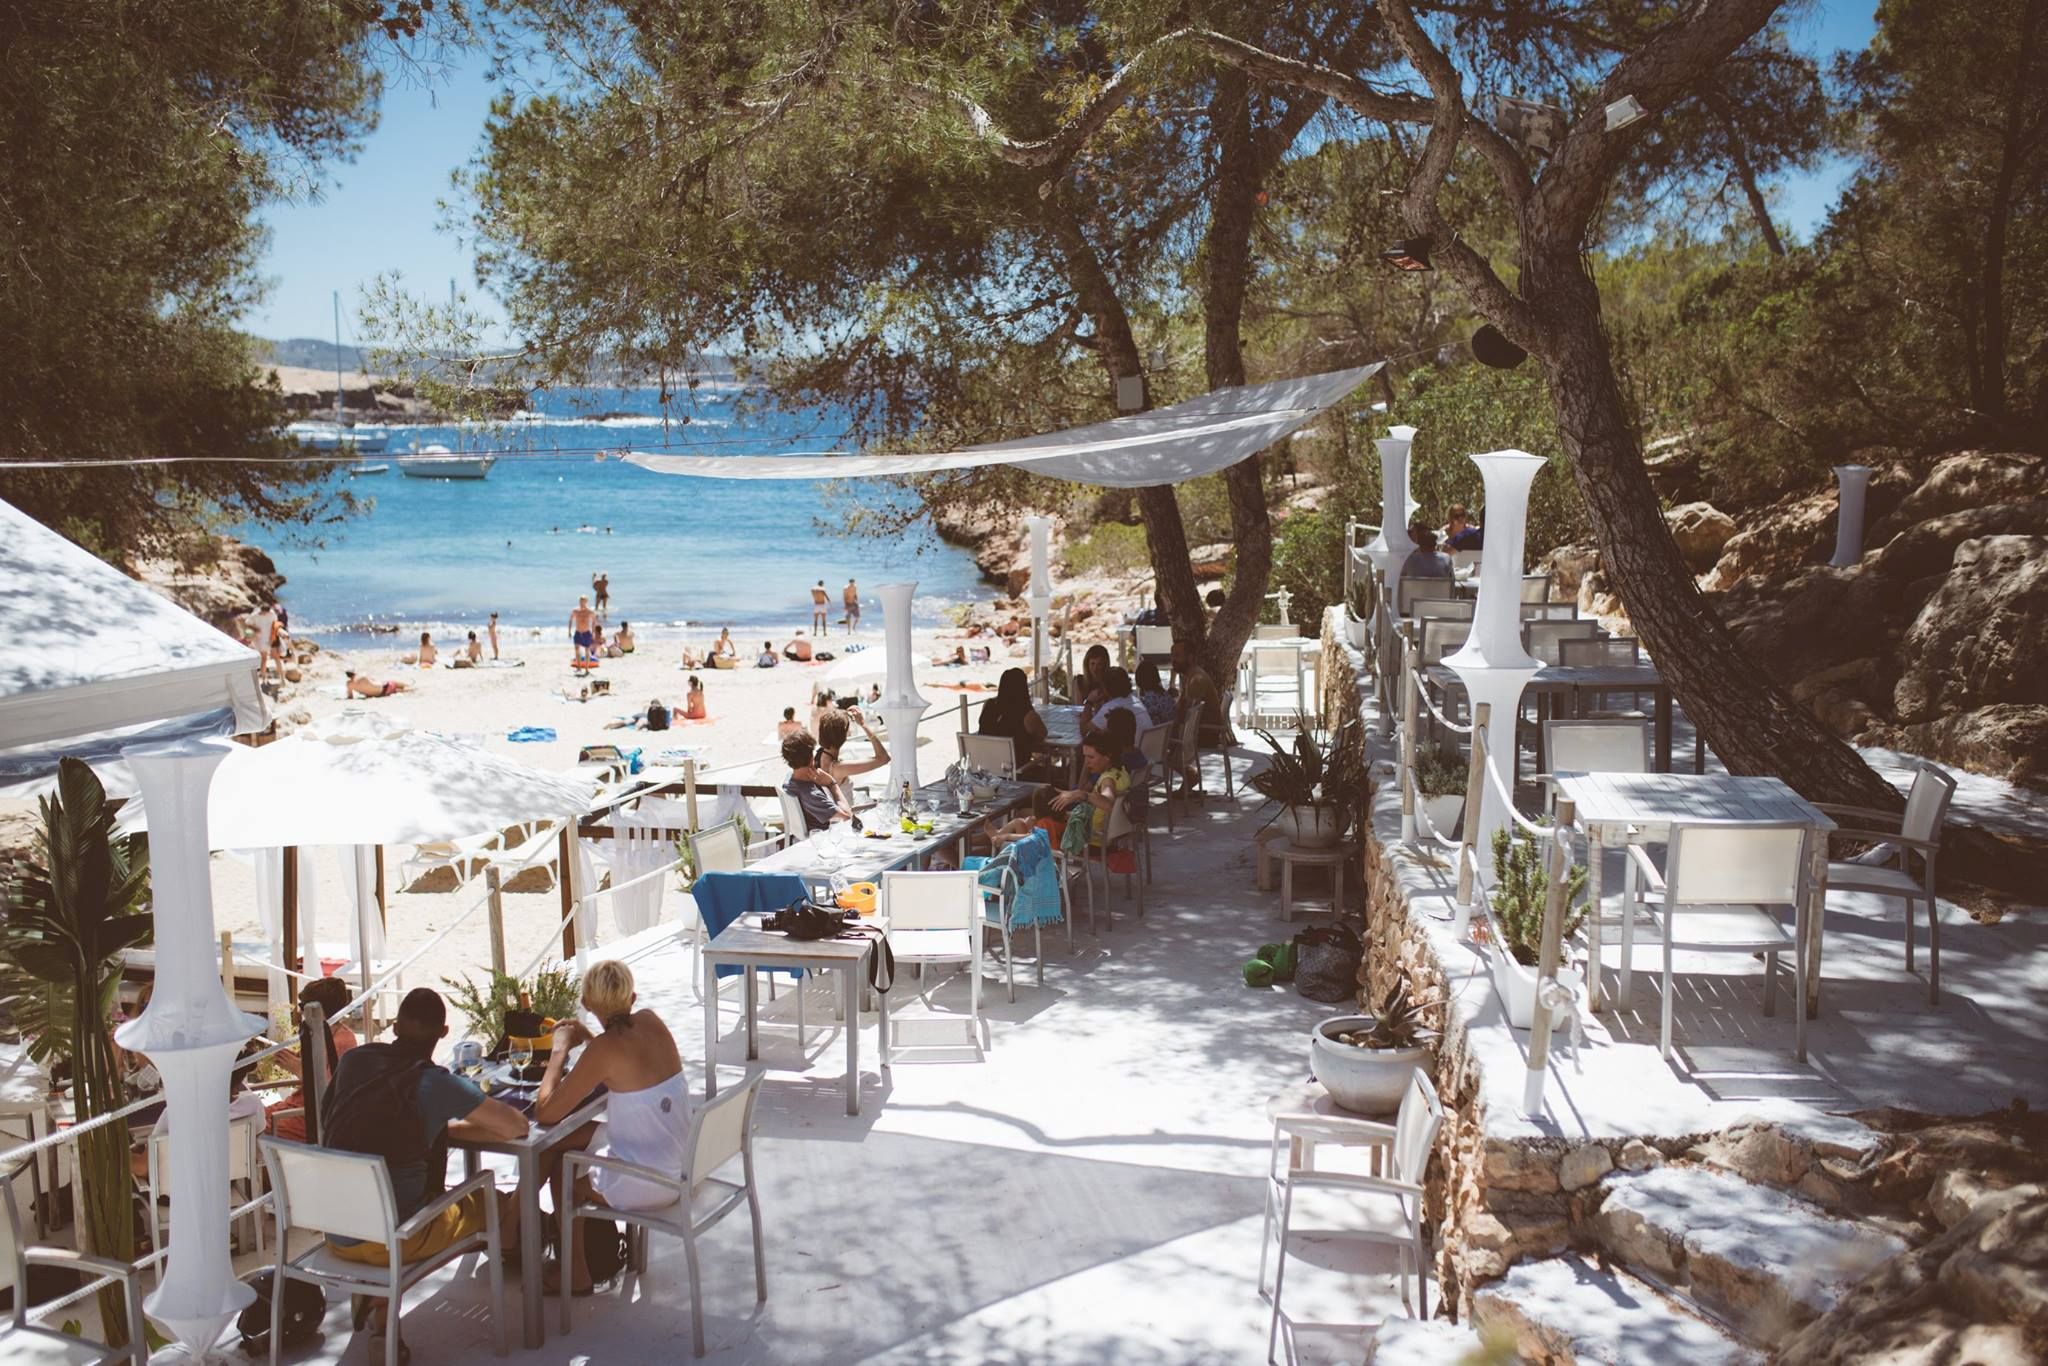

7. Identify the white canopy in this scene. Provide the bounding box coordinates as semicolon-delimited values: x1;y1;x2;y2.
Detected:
0;496;267;792
625;365;1378;486
115;712;594;847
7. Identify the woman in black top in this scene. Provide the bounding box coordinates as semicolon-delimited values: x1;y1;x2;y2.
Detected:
978;668;1048;746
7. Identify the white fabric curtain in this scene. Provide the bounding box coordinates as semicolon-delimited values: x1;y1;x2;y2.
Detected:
252;847;319;1010
625;365;1379;488
334;844;389;965
605;816;669;939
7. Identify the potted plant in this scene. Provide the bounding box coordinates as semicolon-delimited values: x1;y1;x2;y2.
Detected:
1414;746;1468;839
1486;829;1588;1030
1310;980;1440;1113
1344;578;1371;649
0;759;151;1347
444;965;582;1048
1249;712;1369;849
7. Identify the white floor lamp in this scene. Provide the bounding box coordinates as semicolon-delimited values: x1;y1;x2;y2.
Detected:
1442;449;1547;927
1026;516;1052;693
1830;464;1871;567
876;581;929;797
114;740;265;1361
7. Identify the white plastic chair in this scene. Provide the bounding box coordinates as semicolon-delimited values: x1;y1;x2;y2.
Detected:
1394;573;1457;616
1415;617;1470;667
1163;701;1204;826
1262;1068;1442;1362
1083;789;1146;925
1409;597;1475;628
880;870;986;1060
1621;821;1811;1064
1523;618;1602;665
560;1072;767;1358
2;1165;147;1366
1817;763;1956;1004
1132;623;1175;661
258;1135;507;1366
1542;718;1651;780
1519;572;1552;604
776;788;810;843
1254;624;1297;640
1451;548;1482;574
144;1111;268;1260
1135;724;1167;882
1247;646;1306;729
691;820;747;876
958;732;1019;777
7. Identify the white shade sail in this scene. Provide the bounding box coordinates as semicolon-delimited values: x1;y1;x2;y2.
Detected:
625;365;1379;486
0;497;268;791
115;715;595;847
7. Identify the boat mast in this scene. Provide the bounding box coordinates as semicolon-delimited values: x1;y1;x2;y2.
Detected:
332;289;344;428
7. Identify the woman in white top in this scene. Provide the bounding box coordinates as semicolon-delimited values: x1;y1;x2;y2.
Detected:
536;959;692;1294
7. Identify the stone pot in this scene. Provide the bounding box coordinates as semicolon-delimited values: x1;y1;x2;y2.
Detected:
1310;1016;1430;1114
1280;805;1342;849
1419;793;1464;839
1488;941;1582;1031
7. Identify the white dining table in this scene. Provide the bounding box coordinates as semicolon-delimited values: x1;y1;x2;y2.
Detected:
1553;771;1835;1025
749;778;1037;887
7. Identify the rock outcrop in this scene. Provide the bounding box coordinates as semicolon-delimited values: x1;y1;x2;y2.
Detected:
133;538;285;632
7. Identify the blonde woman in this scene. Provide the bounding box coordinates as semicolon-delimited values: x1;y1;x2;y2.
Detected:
535;960;691;1294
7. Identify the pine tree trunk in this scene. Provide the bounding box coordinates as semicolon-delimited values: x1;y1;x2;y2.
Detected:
1525;248;1901;810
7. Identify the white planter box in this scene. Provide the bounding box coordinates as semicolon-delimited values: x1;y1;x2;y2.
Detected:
1419;794;1464;839
1344;610;1368;648
1488;941;1581;1031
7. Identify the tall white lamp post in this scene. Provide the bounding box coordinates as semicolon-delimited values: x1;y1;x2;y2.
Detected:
1360;424;1420;581
113;740;264;1360
1830;464;1871;567
1443;449;1547;923
875;582;929;796
1025;516;1052;692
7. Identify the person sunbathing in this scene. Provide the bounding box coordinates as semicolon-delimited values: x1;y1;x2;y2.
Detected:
400;631;437;667
346;671;411;698
783;632;814;662
682;675;708;721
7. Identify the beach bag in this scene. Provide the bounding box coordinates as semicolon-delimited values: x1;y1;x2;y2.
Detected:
763;903;848;940
584;1219;629;1285
236;1270;325;1351
1293;924;1364;1004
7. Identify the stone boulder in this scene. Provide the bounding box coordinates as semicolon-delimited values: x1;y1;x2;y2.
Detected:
1540;543;1599;601
1892;536;2047;724
1777;1187;2048;1366
1869;452;2045;544
1701;457;1916;592
1667;501;1738;572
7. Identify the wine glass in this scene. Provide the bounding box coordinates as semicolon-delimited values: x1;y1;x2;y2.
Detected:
509;1039;532;1076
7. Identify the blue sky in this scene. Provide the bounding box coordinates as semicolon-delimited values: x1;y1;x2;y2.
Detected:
248;3;1880;344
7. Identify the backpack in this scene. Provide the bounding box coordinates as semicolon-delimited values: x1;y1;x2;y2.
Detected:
321;1042;431;1171
547;1214;629;1287
236;1269;326;1350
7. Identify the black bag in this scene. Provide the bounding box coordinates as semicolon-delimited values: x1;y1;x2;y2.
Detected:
583;1219;629;1285
1293;924;1365;1004
762;903;851;941
236;1269;326;1350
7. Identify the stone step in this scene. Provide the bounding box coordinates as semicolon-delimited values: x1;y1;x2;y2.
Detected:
1593;1164;1910;1341
1471;1254;1762;1365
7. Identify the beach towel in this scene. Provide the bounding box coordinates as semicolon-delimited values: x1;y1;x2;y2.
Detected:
967;829;1061;929
507;726;558;743
692;872;810;980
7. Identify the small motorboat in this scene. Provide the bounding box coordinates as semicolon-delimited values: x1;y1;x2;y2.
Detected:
350;463;389;476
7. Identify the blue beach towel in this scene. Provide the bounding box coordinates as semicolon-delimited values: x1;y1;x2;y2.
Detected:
966;829;1063;930
506;726;557;743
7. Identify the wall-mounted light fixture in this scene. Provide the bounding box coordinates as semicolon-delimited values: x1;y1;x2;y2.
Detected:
1605;95;1647;131
1497;97;1569;155
1381;236;1433;271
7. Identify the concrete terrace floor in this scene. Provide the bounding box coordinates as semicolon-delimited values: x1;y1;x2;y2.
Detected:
247;747;1418;1366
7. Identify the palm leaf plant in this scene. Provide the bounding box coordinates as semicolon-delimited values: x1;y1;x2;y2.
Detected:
0;758;151;1345
1248;711;1371;836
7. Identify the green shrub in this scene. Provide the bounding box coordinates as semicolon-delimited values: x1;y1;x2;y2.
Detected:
1268;506;1348;627
1064;521;1151;577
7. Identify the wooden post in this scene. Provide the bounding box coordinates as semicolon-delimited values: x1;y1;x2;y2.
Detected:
219;931;235;1000
1524;798;1576;1115
1456;706;1491;911
958;695;969;734
280;845;301;976
487;866;508;977
374;846;388;929
684;759;700;831
558;826;579;963
1399;662;1419;843
301;1002;329;1141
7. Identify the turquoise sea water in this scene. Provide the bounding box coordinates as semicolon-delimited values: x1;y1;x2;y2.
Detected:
245;386;988;643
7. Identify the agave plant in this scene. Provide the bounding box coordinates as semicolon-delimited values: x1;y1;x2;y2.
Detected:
1247;711;1371;834
1352;979;1442;1051
0;758;151;1345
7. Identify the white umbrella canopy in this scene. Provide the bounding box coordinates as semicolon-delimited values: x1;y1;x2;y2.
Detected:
116;713;596;847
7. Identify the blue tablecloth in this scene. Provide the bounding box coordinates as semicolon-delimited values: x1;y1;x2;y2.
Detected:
692;871;810;979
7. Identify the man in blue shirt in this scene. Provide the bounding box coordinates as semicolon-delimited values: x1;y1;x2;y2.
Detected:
781;730;852;833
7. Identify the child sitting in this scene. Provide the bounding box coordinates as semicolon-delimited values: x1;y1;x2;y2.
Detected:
990;785;1065;850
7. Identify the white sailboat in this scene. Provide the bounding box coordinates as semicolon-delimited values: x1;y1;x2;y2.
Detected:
284;292;389;455
398;442;495;479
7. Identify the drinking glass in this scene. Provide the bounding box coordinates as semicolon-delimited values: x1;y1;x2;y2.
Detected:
509;1041;532;1074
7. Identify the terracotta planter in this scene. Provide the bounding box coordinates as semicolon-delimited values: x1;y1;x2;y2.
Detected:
1310;1016;1430;1114
1488;942;1582;1031
1281;805;1342;849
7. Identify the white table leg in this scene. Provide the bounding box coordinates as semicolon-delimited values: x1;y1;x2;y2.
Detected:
703;952;719;1100
1586;821;1605;1012
844;964;860;1117
744;967;759;1060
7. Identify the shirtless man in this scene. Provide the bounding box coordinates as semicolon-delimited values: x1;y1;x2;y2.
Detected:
570;595;598;663
810;580;830;634
592;572;610;616
487;611;500;661
784;632;814;663
842;577;860;632
345;671;411;698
